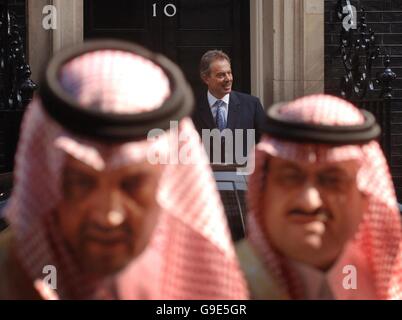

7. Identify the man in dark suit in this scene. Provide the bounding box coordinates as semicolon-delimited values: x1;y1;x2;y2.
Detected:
192;50;266;164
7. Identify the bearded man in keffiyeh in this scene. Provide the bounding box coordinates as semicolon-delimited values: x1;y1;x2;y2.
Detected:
0;40;247;300
237;94;402;300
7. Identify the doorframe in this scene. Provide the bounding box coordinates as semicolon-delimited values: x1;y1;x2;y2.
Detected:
250;0;324;108
27;0;84;84
250;0;266;107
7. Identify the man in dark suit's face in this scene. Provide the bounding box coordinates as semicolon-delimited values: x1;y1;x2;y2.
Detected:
201;58;233;99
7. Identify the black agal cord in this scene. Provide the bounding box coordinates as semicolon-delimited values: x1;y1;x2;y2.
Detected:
263;102;381;145
40;40;194;142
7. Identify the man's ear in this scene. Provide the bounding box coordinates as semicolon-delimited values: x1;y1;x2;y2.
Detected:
201;73;209;86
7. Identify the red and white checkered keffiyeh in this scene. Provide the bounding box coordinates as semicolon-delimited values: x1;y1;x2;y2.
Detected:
4;49;247;299
247;94;402;299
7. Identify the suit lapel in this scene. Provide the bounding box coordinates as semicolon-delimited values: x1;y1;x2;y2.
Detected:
198;93;216;130
227;92;240;130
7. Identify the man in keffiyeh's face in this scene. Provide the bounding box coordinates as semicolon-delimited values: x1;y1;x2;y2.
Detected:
238;94;402;300
262;157;366;271
0;41;247;300
57;155;163;276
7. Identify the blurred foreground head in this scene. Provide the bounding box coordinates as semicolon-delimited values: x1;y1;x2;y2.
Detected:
3;40;247;299
245;94;402;299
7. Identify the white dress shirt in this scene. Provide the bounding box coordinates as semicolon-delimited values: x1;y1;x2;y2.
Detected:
289;260;334;300
287;241;378;300
207;91;230;124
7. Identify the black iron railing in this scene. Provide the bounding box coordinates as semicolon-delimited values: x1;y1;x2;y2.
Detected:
337;0;397;154
0;1;35;174
337;1;397;100
337;0;402;202
0;0;36;110
0;1;35;230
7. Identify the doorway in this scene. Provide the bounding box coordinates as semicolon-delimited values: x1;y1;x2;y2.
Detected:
84;0;250;98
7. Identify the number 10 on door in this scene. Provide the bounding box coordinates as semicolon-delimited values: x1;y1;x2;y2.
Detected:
152;2;177;17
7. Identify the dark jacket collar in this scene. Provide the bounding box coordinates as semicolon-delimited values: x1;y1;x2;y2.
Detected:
227;91;240;130
198;91;240;130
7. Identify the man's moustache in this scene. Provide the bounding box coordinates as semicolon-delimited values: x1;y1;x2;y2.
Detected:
288;208;333;220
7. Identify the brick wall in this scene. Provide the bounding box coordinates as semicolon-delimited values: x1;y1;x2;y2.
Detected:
325;0;402;97
0;0;26;174
325;0;402;200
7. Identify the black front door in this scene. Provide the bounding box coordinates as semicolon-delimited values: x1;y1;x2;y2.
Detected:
84;0;250;98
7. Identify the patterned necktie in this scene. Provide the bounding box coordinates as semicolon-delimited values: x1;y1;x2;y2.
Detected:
215;100;226;131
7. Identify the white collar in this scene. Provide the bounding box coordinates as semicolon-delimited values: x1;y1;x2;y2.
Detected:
289;259;331;300
287;240;377;300
207;91;230;108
